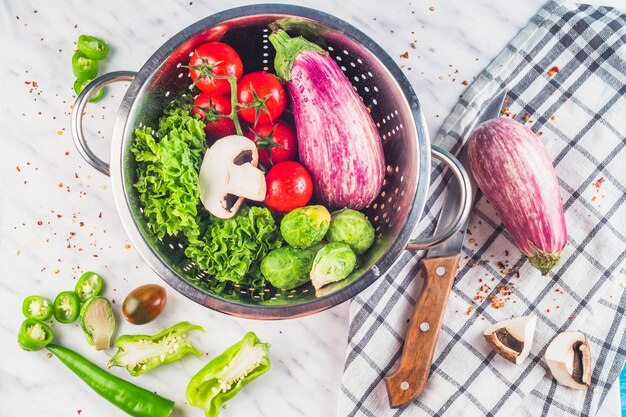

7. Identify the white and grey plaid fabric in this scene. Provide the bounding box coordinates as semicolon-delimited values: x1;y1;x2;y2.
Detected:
338;1;626;416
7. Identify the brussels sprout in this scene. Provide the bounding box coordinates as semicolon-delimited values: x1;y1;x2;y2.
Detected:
80;296;116;351
261;245;322;289
327;208;375;255
280;206;331;248
310;242;356;290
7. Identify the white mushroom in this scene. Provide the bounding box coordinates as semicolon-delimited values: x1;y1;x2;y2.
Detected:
198;135;266;219
544;331;591;390
483;315;537;364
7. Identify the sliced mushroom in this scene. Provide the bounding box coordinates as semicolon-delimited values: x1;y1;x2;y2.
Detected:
198;135;266;219
544;331;591;390
483;315;537;364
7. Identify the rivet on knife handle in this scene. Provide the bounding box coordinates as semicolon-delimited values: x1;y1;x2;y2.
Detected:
384;254;460;408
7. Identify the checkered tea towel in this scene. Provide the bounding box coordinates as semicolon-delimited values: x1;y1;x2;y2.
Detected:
338;1;626;416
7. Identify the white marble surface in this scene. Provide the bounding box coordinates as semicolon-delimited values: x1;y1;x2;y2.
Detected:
0;1;619;416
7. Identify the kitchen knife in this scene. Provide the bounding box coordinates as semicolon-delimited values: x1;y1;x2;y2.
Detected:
385;90;508;408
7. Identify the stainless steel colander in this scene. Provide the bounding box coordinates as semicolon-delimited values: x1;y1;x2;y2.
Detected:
71;4;471;319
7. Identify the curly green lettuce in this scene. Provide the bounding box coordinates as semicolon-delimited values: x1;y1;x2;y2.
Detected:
131;100;282;292
185;207;283;288
131;100;206;239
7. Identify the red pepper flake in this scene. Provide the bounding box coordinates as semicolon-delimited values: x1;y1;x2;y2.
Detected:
522;113;530;122
58;182;63;188
79;222;85;227
410;42;417;49
16;166;21;172
546;308;550;313
466;306;474;315
547;66;560;76
550;115;556;121
77;411;82;415
65;151;70;156
594;177;605;189
461;80;468;86
37;220;43;225
124;243;131;249
57;130;63;135
399;52;409;59
428;5;436;11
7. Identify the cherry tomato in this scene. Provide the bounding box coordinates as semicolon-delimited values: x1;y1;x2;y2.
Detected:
237;72;287;125
192;93;236;138
265;161;313;213
188;42;243;95
122;284;167;325
247;120;297;169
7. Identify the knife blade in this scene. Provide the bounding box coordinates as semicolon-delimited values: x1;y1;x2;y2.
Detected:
385;89;508;408
427;89;508;258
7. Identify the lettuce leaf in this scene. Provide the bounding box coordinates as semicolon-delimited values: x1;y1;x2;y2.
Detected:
185;207;283;287
131;100;206;239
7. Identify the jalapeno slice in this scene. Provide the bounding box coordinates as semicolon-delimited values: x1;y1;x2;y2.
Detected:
77;35;110;60
73;78;104;103
75;271;103;301
54;291;81;323
72;52;99;80
18;319;54;351
22;295;54;320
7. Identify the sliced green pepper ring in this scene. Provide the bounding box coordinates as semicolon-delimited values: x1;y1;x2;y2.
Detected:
18;319;54;351
73;78;104;103
75;271;103;301
54;291;81;323
77;35;110;60
72;52;99;80
22;295;54;320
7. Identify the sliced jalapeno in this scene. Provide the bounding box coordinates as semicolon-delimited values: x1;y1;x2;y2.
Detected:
75;271;103;301
77;35;110;60
72;52;99;80
54;291;81;323
73;78;104;103
22;295;54;320
18;319;54;351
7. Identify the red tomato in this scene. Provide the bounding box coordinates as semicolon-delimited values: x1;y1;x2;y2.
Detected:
188;42;243;95
192;93;236;138
246;120;297;169
237;72;287;125
265;161;313;213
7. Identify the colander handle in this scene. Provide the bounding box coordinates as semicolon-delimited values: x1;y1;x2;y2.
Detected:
71;71;137;176
406;146;472;250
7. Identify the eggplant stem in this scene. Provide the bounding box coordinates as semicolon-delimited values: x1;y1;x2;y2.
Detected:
528;243;562;275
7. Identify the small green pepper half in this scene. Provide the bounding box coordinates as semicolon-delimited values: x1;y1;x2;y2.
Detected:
73;78;104;103
108;321;203;376
18;319;54;351
72;52;99;80
22;295;53;320
53;291;81;323
75;271;103;301
80;296;116;350
77;35;110;60
186;332;270;417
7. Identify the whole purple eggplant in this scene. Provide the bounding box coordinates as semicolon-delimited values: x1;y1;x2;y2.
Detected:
468;117;567;275
269;30;384;209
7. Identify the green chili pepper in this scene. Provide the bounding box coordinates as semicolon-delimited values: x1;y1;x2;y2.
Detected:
22;295;53;320
46;344;174;417
72;52;99;80
77;35;110;60
108;321;203;376
80;296;116;350
53;291;81;323
75;271;103;301
73;78;104;102
186;332;270;417
18;319;54;351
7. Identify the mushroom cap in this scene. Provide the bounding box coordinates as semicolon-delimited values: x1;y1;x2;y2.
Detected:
484;315;537;364
545;331;591;390
198;135;266;219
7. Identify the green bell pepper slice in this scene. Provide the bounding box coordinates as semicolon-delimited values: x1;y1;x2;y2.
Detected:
73;78;104;103
53;291;81;323
22;295;53;320
75;271;103;301
72;52;99;80
18;319;54;351
77;35;110;60
186;332;270;417
108;321;204;376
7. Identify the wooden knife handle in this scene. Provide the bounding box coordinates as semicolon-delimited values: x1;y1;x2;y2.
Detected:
384;254;460;408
